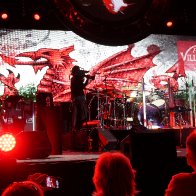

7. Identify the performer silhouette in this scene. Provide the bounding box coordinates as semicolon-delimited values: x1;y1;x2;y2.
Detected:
70;65;95;132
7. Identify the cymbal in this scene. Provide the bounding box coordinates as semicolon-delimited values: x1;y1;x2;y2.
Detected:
95;83;115;90
105;88;123;96
85;88;101;93
90;92;105;97
120;86;135;91
95;82;114;88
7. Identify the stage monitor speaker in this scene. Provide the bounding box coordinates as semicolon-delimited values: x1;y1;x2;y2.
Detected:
164;128;195;147
120;134;132;160
110;129;131;143
128;129;177;169
97;128;117;151
11;131;51;159
127;129;178;195
110;129;131;154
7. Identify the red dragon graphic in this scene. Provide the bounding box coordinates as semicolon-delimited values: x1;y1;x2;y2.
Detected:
0;69;20;100
87;44;161;90
0;46;75;102
149;58;186;91
0;43;186;104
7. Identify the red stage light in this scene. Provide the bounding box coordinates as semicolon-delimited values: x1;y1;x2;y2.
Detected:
1;13;8;20
33;13;41;21
0;133;16;152
166;21;173;28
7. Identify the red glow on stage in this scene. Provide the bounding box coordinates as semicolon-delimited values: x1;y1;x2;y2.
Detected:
0;133;16;152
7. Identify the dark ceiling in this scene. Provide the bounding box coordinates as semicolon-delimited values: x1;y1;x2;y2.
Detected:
0;0;196;45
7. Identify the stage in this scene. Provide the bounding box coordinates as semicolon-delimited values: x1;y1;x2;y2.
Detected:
0;148;191;196
0;151;100;196
0;126;194;196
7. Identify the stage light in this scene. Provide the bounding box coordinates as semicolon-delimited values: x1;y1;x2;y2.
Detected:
1;12;8;20
166;21;173;28
0;131;51;159
53;0;171;45
33;13;41;21
0;133;16;153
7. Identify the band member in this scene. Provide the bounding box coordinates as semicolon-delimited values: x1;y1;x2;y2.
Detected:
71;65;95;131
36;92;62;155
70;65;95;132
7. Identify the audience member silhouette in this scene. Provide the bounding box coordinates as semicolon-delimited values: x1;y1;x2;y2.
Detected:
27;172;64;196
92;151;136;196
165;130;196;196
2;180;44;196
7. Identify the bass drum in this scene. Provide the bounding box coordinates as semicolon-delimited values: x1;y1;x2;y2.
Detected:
138;103;162;127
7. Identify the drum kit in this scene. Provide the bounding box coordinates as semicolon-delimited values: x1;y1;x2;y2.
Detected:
86;84;192;129
86;84;136;128
145;90;192;128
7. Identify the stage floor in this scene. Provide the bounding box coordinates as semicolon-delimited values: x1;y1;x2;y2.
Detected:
0;126;193;196
15;148;185;164
0;151;100;196
0;148;191;196
16;151;101;164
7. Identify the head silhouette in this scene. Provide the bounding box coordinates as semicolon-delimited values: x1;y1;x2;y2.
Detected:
93;152;136;196
2;180;44;196
186;130;196;170
71;65;80;76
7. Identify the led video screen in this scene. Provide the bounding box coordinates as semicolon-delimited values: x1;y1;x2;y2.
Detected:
0;29;196;103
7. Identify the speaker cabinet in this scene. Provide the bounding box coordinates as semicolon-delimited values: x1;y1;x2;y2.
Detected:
11;131;51;159
129;130;177;168
97;128;117;151
164;128;195;147
127;129;178;195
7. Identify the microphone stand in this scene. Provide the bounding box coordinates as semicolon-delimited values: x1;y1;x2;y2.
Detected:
142;78;147;128
97;89;102;128
88;95;96;121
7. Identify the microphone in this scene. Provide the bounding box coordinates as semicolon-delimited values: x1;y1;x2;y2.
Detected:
83;70;89;73
80;68;89;73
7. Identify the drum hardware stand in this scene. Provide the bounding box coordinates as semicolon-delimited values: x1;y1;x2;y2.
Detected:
96;90;104;128
142;78;147;127
122;96;128;129
122;103;126;128
102;95;111;128
112;96;117;128
188;79;194;127
160;101;170;127
88;95;96;121
177;112;184;147
88;89;103;128
193;88;196;127
31;101;36;131
168;78;176;128
161;116;169;127
175;108;189;147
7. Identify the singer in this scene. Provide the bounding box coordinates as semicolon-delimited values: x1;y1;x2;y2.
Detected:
70;65;95;132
